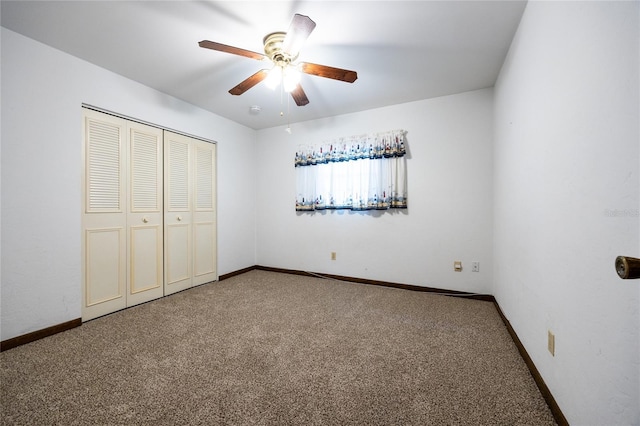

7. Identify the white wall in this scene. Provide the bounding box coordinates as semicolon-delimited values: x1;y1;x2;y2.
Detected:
255;89;494;294
5;4;638;422
494;2;639;425
0;28;257;341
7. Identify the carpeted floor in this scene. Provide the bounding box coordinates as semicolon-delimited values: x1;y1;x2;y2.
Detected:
1;270;556;425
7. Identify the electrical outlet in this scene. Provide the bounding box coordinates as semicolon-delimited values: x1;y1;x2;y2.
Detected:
472;261;480;272
548;330;555;356
331;252;336;261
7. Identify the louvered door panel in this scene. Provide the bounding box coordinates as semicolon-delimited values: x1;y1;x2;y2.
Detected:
82;110;127;320
164;131;193;294
127;123;164;306
169;139;189;211
193;141;217;285
196;145;213;210
131;129;160;211
86;119;122;212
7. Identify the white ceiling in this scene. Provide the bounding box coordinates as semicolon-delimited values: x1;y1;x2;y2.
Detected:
1;0;527;130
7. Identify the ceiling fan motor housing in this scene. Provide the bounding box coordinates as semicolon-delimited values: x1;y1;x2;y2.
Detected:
263;32;298;66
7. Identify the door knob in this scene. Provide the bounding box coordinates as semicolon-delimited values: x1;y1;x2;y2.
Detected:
615;256;640;279
177;216;182;221
142;217;149;223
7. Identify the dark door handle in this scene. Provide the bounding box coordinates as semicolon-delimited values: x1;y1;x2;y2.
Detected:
615;256;640;279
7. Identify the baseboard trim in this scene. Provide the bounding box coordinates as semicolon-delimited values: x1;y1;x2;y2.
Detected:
493;302;569;426
255;265;495;302
0;266;257;352
1;318;82;352
219;265;258;281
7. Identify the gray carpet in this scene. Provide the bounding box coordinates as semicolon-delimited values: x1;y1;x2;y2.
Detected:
1;270;556;425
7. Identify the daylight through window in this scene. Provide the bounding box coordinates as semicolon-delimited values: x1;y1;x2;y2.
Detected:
295;129;407;212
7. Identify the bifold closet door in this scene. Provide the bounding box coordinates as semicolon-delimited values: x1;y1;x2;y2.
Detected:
126;121;164;307
164;131;217;295
192;139;217;286
82;109;164;321
82;110;127;320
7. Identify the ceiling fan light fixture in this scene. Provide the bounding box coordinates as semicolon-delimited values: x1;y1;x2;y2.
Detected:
264;66;283;90
283;67;301;93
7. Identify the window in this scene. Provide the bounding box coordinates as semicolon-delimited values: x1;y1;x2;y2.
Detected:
295;130;407;212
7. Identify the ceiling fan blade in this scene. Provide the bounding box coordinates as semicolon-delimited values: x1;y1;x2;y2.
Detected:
199;40;265;61
282;14;316;56
229;69;270;95
299;62;358;83
290;84;310;106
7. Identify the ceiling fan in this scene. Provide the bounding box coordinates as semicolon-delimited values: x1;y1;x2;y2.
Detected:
198;14;358;106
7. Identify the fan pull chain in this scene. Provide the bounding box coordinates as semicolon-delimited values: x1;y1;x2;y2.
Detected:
277;73;291;134
286;92;291;133
279;75;284;117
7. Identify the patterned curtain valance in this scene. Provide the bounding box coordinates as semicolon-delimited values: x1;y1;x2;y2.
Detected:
295;129;407;167
295;129;408;212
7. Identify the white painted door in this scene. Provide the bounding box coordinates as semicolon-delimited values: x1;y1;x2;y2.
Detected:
82;109;164;320
164;131;193;295
126;122;164;307
164;131;217;294
192;140;217;286
82;110;127;320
